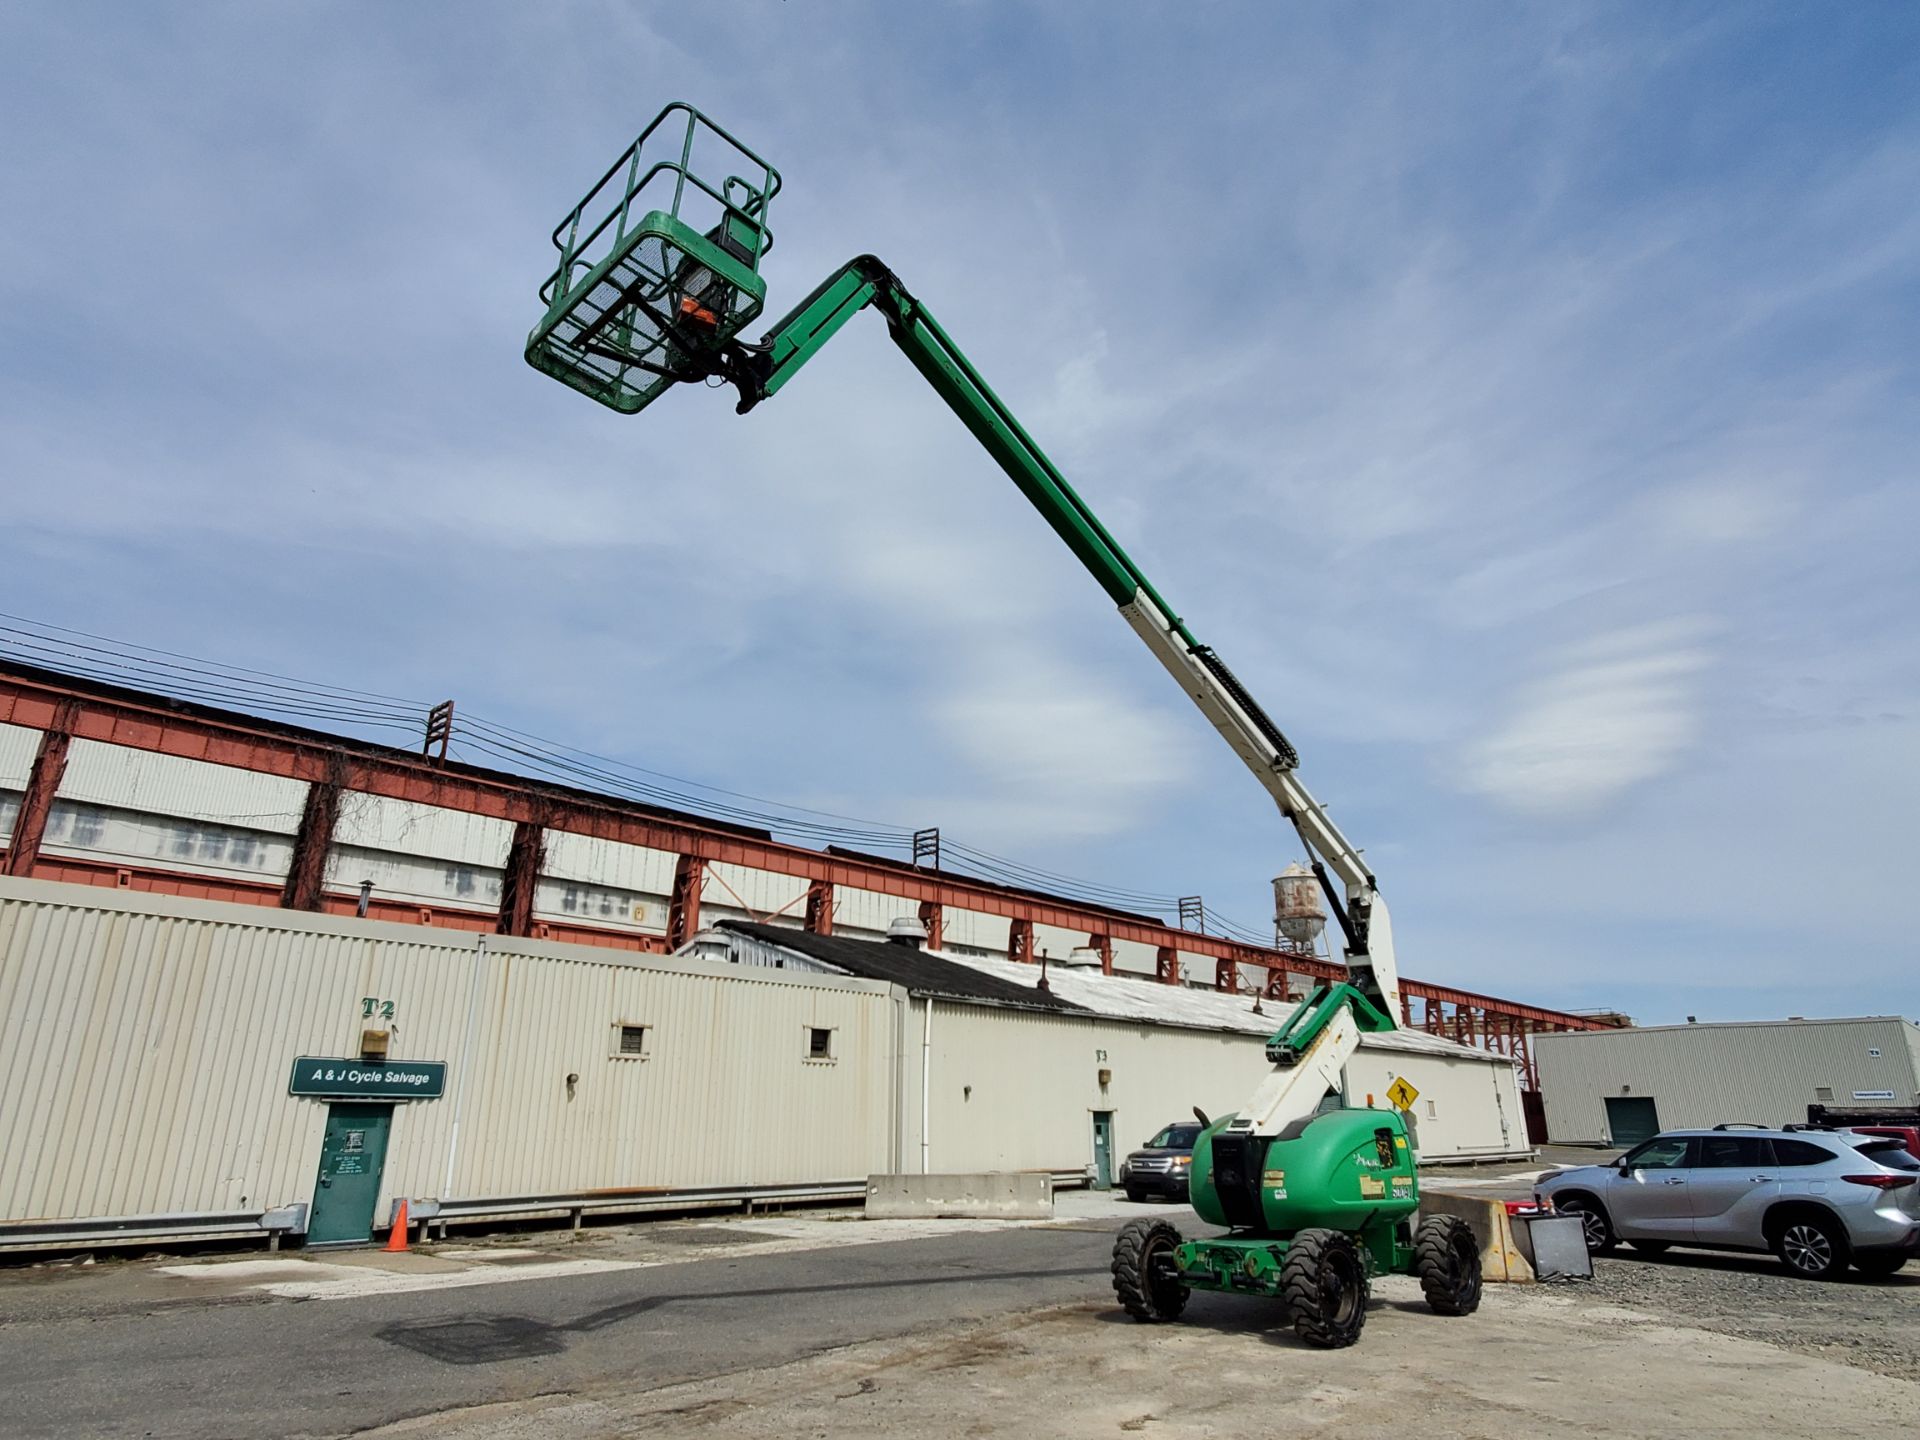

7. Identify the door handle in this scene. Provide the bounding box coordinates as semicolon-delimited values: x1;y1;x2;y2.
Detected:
1749;1175;1774;1182
1662;1178;1686;1185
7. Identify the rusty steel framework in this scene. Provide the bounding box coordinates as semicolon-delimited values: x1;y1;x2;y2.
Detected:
0;662;1607;1084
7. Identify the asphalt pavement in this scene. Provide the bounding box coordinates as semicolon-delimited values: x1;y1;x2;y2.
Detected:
0;1220;1130;1440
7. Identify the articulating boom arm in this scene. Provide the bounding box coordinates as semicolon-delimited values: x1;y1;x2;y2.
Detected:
717;256;1400;1039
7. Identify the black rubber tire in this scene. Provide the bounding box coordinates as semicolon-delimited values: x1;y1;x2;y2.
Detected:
1852;1253;1910;1279
1112;1218;1190;1322
1414;1215;1483;1316
1626;1239;1671;1256
1554;1195;1616;1254
1279;1228;1370;1349
1124;1187;1147;1204
1771;1211;1850;1280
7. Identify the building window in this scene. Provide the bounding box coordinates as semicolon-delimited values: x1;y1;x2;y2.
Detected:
1815;1086;1834;1102
806;1027;835;1062
611;1023;650;1059
1425;1099;1437;1119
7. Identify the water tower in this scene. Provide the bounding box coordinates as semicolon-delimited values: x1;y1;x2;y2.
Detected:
1272;863;1325;955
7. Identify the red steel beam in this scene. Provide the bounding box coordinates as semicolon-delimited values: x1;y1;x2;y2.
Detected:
497;819;546;937
805;878;834;935
1;700;77;877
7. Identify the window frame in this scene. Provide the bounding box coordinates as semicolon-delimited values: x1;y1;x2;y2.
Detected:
610;1022;651;1060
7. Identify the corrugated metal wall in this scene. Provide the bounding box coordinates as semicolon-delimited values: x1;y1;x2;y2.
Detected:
904;1002;1528;1172
0;876;895;1234
1;720;46;788
1535;1019;1920;1143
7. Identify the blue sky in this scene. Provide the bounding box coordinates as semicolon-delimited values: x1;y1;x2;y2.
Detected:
3;4;1916;1023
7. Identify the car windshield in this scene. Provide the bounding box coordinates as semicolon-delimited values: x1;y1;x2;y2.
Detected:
1146;1124;1201;1150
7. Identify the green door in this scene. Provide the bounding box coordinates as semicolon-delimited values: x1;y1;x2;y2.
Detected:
1604;1096;1661;1147
1092;1111;1114;1191
309;1103;393;1245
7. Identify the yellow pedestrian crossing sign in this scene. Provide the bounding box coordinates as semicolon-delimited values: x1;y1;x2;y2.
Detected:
1387;1076;1420;1110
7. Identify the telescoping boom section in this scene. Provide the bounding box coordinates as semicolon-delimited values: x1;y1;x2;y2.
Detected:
524;106;1399;1146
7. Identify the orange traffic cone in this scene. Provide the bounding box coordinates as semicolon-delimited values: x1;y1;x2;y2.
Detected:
386;1199;410;1252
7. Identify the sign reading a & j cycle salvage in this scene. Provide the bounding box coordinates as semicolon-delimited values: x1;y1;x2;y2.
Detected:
288;1057;448;1100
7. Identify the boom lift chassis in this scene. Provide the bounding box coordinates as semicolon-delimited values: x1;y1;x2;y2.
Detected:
525;102;1483;1349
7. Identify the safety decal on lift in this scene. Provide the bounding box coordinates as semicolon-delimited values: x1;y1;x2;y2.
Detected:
1358;1175;1387;1199
1262;1168;1287;1199
1390;1176;1414;1197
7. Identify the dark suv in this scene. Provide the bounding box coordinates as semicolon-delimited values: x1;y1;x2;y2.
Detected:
1120;1122;1201;1202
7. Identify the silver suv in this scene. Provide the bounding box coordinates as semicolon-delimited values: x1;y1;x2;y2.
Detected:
1536;1126;1920;1279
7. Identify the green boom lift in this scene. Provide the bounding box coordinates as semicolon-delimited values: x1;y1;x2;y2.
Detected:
524;103;1483;1349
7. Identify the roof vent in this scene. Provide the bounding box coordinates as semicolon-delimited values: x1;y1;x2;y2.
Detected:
885;916;928;948
1061;946;1103;969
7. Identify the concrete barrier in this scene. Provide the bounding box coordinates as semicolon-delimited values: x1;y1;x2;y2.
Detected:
864;1172;1053;1220
1419;1191;1535;1283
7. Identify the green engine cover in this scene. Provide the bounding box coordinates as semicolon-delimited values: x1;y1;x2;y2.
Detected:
1190;1108;1418;1233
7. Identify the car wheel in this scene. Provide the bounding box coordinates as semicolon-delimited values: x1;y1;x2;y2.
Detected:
1626;1239;1670;1256
1851;1253;1909;1279
1280;1229;1370;1349
1124;1187;1146;1204
1112;1218;1190;1322
1553;1196;1616;1254
1772;1212;1849;1280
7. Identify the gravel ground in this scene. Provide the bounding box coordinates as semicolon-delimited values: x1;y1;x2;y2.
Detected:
1588;1248;1920;1380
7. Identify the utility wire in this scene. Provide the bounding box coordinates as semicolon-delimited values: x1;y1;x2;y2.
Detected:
0;614;1279;931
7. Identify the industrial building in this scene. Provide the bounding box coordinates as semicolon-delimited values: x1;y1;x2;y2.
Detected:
0;656;1601;1251
0;658;1605;1086
1534;1017;1920;1145
689;920;1532;1174
0;873;1527;1253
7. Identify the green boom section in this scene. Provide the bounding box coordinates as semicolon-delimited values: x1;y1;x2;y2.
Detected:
743;257;1200;646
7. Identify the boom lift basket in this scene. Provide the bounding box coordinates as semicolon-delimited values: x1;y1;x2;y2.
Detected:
525;103;780;414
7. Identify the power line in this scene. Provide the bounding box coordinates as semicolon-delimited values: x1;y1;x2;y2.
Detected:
0;613;1281;934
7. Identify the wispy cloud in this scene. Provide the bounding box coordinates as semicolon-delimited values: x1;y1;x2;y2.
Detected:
1461;621;1712;817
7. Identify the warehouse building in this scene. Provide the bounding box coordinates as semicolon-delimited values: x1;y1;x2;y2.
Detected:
689;921;1532;1174
0;874;1526;1253
1534;1017;1920;1145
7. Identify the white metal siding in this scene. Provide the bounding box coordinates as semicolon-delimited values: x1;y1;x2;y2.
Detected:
539;830;679;892
902;1001;1526;1172
0;876;896;1231
703;861;808;924
330;792;513;866
57;739;310;833
323;844;502;914
1535;1018;1920;1144
533;830;675;933
0;722;41;789
38;801;296;884
939;907;1010;954
1032;921;1094;962
833;884;915;937
1109;936;1159;978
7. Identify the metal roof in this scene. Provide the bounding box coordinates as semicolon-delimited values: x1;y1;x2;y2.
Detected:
717;921;1507;1065
715;921;1088;1013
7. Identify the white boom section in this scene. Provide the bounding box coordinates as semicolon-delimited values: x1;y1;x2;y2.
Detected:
1118;590;1402;1021
1230;1008;1364;1138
